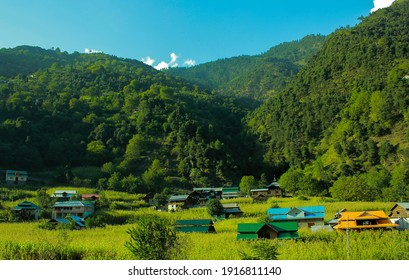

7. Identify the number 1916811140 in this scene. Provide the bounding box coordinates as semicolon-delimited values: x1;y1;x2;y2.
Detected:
221;266;281;276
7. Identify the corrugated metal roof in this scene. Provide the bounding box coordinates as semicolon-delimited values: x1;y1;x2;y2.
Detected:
237;223;266;233
53;200;94;208
266;182;280;188
338;211;387;221
169;195;189;202
267;206;325;221
237;233;258;240
224;208;243;214
269;221;298;232
14;201;40;210
176;226;215;233
176;219;213;225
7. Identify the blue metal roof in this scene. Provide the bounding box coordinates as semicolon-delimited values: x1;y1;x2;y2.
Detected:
53;200;94;208
267;208;289;215
267;206;325;221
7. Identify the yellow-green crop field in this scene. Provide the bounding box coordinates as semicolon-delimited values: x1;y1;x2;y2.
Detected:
1;190;409;260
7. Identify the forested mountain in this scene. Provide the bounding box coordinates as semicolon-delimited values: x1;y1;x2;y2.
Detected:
166;35;326;107
249;0;409;200
1;0;408;201
0;50;261;192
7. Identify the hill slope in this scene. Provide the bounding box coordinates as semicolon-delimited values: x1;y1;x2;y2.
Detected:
248;0;409;200
0;50;259;190
166;35;326;106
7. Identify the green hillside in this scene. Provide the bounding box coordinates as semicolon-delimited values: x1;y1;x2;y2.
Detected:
166;35;326;106
0;1;408;202
248;0;409;200
0;50;260;191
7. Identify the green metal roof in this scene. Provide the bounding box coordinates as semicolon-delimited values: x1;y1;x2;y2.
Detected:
237;223;267;233
238;222;298;234
237;233;258;240
268;221;298;232
176;226;216;233
176;219;213;225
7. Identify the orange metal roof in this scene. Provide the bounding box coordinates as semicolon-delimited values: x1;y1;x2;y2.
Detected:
337;211;387;221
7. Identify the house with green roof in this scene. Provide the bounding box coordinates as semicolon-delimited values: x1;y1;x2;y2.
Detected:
175;219;216;233
237;222;298;240
12;201;41;220
222;186;240;199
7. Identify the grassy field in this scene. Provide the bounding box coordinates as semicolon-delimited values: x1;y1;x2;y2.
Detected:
0;187;408;260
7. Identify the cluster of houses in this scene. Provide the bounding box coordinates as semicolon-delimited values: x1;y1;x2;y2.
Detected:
174;203;409;241
7;176;409;237
12;190;99;229
167;183;285;212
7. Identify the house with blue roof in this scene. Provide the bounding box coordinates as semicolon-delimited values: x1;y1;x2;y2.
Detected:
267;205;325;228
52;200;95;219
49;215;86;229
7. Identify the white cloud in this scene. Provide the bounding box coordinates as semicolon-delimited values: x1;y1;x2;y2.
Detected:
371;0;396;13
155;61;170;70
142;52;186;70
184;59;196;67
169;53;178;66
141;56;155;66
84;48;102;54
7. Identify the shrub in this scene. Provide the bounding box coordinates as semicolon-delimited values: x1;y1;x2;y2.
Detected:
125;214;178;260
239;240;279;260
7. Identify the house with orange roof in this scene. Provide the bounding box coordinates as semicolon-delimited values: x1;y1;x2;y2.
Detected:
333;210;398;231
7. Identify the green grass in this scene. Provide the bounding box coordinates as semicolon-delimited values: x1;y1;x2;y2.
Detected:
0;190;407;260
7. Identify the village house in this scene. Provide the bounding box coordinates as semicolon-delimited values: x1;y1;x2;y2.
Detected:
333;210;398;231
237;221;298;240
388;203;409;230
175;219;216;233
222;186;240;199
168;193;199;211
251;182;285;201
81;194;100;201
51;190;78;201
12;201;41;220
327;208;347;227
5;170;28;185
267;206;325;228
141;192;155;204
193;187;222;200
222;203;243;218
51;200;95;219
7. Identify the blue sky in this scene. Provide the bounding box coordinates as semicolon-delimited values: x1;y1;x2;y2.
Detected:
0;0;395;68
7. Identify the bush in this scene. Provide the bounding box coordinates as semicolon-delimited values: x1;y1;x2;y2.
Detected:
239;240;279;260
125;214;178;260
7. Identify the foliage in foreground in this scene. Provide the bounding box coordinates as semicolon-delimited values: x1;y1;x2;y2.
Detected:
125;214;178;260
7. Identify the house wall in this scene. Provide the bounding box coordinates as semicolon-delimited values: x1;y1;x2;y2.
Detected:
52;206;93;219
297;219;325;228
390;205;409;218
258;227;278;239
